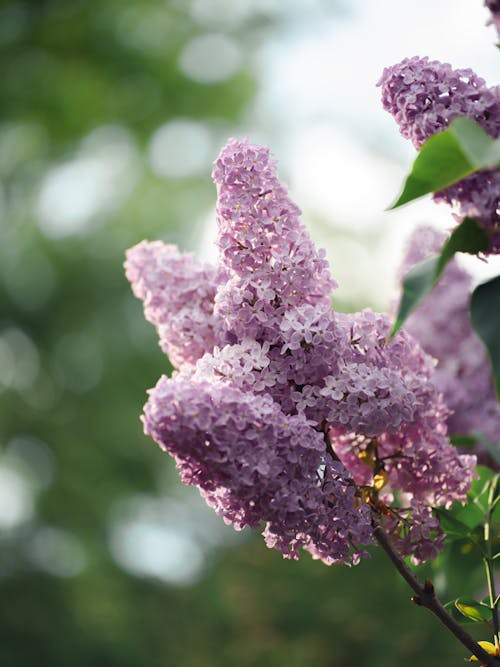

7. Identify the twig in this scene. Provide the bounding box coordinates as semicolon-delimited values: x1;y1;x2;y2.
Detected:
372;521;500;667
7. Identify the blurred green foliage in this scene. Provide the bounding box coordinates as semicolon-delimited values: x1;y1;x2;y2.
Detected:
0;544;471;667
0;0;251;146
0;1;485;666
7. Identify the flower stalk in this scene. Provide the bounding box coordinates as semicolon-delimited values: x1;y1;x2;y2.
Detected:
484;476;500;652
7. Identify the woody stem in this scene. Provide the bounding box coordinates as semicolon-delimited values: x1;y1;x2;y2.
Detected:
373;521;500;666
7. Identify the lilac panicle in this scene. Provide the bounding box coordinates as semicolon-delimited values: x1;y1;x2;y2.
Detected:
382;499;445;565
212;138;336;341
126;138;477;566
378;56;500;147
378;56;500;252
486;0;500;39
143;375;372;564
325;309;476;563
124;241;228;368
397;226;500;462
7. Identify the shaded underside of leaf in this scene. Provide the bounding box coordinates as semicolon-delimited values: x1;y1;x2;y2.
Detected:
470;275;500;400
391;256;438;335
436;217;490;274
391;218;490;336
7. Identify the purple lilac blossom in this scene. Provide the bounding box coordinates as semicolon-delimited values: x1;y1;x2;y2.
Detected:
212;139;336;342
382;499;445;565
126;138;476;565
143;375;372;563
325;310;475;564
486;0;500;38
397;226;500;463
378;56;500;253
124;241;228;368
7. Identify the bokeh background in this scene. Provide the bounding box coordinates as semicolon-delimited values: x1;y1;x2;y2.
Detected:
0;1;498;665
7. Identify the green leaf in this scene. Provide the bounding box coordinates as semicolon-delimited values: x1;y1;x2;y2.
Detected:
455;597;492;623
391;256;438;335
450;434;478;447
467;468;500;525
391;218;489;335
391;117;500;208
470;466;497;497
470;275;500;400
437;508;475;539
436;470;497;554
435;217;490;272
450;118;500;165
481;596;494;608
469;466;497;512
444;599;476;624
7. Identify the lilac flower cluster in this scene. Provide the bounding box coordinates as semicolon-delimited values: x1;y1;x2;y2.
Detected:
397;226;500;464
144;376;372;563
378;56;500;252
126;139;476;565
213;139;335;342
486;0;500;39
125;241;228;368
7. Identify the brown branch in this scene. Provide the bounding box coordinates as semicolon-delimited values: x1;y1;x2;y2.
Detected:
323;426;497;664
373;522;500;667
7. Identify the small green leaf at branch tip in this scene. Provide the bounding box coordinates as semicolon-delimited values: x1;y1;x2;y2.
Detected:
470;275;500;402
389;118;500;209
455;598;493;623
444;599;476;624
391;218;489;337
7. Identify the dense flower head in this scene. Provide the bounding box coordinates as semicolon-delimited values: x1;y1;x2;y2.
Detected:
126;138;477;565
378;56;500;147
212;138;336;341
143;375;372;563
319;311;438;437
325;312;476;518
124;241;228;367
382;499;445;565
378;56;500;252
190;305;445;447
486;0;500;38
397;227;500;461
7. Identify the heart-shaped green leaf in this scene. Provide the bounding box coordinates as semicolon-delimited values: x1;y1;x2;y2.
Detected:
391;118;500;209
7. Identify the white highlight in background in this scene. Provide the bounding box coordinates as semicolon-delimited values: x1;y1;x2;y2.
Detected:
179;33;242;83
148;119;213;179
